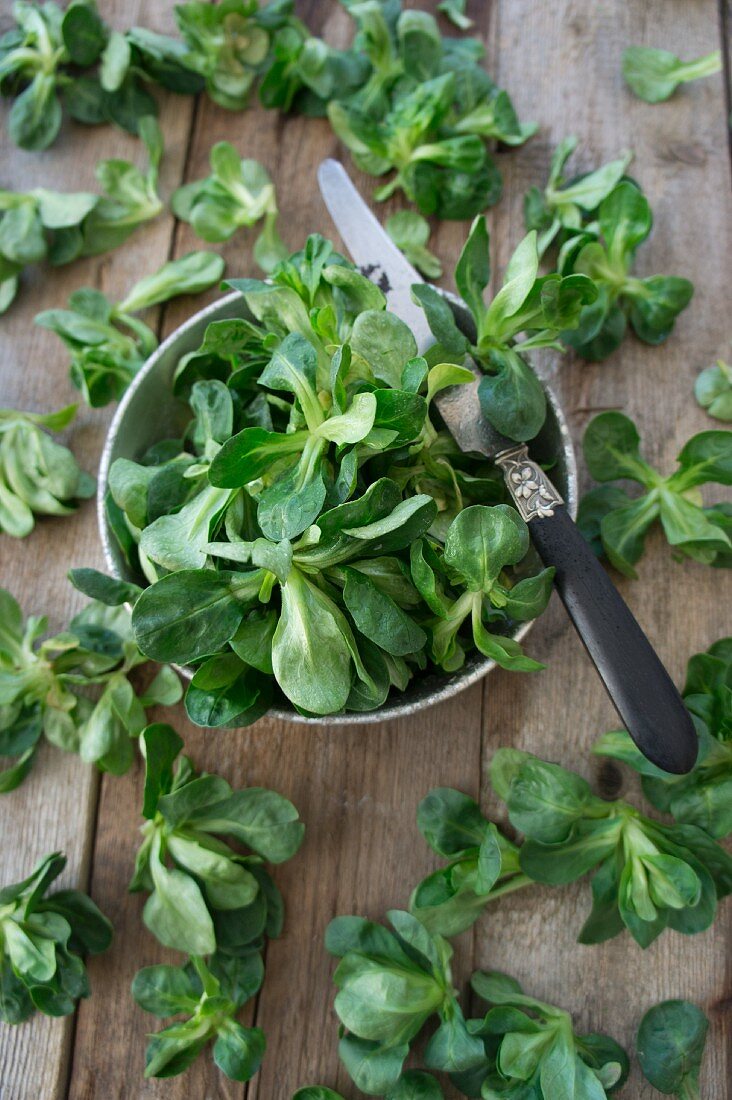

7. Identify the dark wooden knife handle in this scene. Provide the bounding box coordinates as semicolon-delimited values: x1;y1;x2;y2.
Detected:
527;503;697;774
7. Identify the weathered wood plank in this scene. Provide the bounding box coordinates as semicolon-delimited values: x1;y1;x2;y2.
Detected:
0;1;194;1095
66;706;253;1100
479;1;732;1096
720;0;732;155
163;3;361;338
246;694;484;1099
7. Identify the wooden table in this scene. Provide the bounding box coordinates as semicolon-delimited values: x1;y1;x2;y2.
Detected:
1;2;730;1097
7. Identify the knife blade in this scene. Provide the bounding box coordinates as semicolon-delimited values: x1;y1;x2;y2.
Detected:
318;158;432;351
318;159;519;461
317;158;699;776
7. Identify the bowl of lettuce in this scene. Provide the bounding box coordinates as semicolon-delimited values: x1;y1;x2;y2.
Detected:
98;234;577;727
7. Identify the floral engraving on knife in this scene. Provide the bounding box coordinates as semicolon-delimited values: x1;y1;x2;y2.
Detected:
495;445;563;521
358;263;391;293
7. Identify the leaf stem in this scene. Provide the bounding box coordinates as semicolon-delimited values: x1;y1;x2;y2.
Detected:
676;50;721;83
678;1076;701;1100
486;872;533;901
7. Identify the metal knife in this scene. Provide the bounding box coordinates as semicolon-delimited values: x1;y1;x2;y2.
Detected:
317;157;698;775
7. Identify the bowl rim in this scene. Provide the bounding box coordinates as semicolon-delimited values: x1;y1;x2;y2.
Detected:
98;289;578;726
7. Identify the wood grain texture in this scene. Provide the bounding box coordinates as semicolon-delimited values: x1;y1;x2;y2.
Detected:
478;1;732;1097
0;2;194;1096
721;0;732;169
1;1;730;1098
246;695;484;1100
67;706;256;1100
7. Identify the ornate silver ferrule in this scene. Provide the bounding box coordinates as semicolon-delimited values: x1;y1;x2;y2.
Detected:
495;444;563;522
